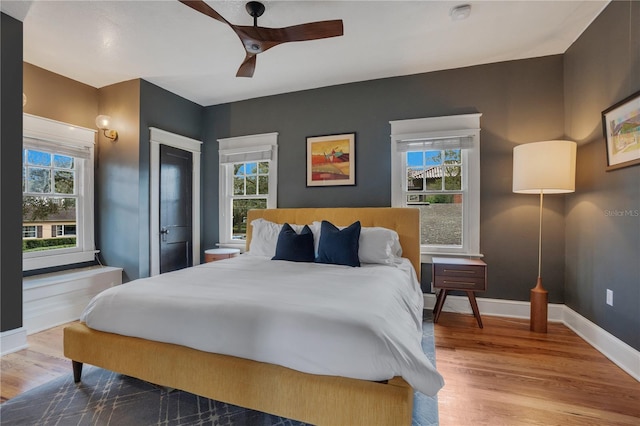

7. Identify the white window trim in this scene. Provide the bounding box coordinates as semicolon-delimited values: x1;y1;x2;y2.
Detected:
22;113;97;271
218;133;278;249
149;127;202;277
23;226;37;239
390;113;482;261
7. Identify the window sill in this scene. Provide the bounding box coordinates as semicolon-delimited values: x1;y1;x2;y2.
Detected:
23;250;98;271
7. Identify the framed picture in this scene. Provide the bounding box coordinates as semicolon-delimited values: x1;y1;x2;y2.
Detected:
306;133;355;186
602;90;640;171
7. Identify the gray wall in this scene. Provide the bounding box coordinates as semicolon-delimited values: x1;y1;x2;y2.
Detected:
96;79;203;282
202;55;568;303
1;13;24;332
564;1;640;350
96;79;142;282
138;79;203;277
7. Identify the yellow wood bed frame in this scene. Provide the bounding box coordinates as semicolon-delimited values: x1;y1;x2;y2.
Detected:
64;207;420;425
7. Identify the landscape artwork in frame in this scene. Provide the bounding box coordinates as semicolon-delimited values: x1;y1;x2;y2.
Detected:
602;90;640;171
307;133;355;186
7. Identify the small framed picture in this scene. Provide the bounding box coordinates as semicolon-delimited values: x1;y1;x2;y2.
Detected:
602;91;640;171
306;133;355;186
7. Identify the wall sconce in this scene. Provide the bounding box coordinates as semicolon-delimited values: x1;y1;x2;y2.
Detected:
95;115;118;141
23;93;27;107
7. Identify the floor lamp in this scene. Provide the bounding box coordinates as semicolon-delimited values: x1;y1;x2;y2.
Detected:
513;140;576;333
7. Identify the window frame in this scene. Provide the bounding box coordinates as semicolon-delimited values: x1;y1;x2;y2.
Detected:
22;113;97;271
53;225;63;237
23;225;38;239
218;133;278;249
52;224;76;237
390;114;482;260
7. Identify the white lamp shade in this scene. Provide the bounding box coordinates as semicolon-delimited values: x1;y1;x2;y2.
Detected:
95;115;112;130
513;140;577;194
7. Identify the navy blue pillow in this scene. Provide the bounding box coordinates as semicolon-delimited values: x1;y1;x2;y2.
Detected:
272;223;315;262
315;220;361;267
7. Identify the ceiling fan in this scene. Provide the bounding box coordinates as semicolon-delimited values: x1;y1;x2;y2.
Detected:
179;0;344;78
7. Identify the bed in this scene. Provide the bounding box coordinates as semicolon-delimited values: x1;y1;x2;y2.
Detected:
64;207;442;425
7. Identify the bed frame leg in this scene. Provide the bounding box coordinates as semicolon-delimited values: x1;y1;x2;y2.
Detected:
72;361;83;382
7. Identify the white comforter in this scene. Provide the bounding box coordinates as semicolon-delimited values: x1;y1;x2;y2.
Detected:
81;255;444;396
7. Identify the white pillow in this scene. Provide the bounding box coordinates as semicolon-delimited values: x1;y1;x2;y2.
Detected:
248;219;320;257
359;227;402;265
247;218;282;257
312;222;402;265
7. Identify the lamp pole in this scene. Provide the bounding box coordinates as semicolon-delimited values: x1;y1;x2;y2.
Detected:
530;191;548;333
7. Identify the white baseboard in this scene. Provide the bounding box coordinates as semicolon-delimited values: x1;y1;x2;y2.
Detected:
0;327;28;356
562;307;640;381
424;293;640;382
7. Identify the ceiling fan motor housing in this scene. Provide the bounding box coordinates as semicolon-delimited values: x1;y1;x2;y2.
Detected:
246;1;266;19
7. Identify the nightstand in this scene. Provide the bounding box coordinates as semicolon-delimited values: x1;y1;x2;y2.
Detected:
432;257;487;328
204;248;240;263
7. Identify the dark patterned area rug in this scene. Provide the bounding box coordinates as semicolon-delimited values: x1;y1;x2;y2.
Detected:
0;317;438;426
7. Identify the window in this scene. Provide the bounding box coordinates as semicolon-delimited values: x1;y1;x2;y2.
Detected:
22;114;96;271
23;148;77;248
23;226;39;239
52;224;76;237
406;148;464;246
390;114;481;257
231;161;270;239
218;133;278;247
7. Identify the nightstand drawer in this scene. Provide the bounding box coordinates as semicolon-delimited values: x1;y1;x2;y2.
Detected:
434;264;485;278
434;276;486;291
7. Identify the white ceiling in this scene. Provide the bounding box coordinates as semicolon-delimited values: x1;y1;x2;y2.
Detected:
2;0;609;107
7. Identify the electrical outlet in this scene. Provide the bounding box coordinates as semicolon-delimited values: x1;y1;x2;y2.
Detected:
606;289;613;306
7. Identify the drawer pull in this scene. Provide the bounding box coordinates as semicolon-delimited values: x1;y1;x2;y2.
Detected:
443;280;476;287
443;269;475;274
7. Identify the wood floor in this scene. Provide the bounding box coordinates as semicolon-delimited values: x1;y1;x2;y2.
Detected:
1;313;639;425
434;312;640;426
0;322;71;404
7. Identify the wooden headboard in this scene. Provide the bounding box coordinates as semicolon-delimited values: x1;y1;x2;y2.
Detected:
246;207;421;278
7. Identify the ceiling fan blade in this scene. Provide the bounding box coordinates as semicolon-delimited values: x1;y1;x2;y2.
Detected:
236;54;257;78
277;20;344;42
235;20;343;44
179;0;231;26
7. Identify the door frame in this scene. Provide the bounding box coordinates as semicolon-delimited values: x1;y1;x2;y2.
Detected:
149;127;202;276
